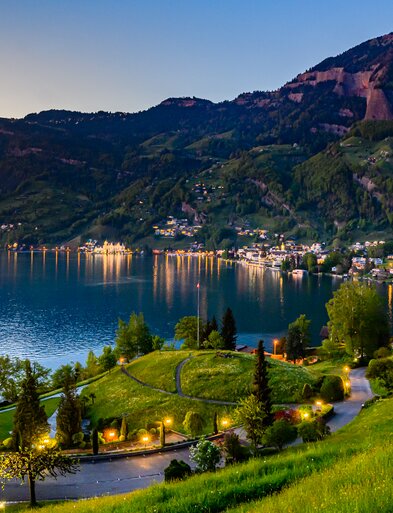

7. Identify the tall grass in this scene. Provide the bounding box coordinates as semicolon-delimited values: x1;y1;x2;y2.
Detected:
16;398;393;513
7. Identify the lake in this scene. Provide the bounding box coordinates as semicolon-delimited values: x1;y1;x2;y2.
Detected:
0;251;391;369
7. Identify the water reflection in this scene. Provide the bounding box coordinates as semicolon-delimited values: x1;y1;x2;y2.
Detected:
0;252;391;368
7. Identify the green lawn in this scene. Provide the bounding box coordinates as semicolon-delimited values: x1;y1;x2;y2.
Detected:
0;397;60;442
81;366;232;434
15;397;393;513
127;350;196;393
180;352;317;403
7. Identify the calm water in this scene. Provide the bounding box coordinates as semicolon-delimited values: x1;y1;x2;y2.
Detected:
0;252;391;369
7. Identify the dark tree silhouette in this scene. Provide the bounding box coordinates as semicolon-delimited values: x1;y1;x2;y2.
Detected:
253;340;273;428
221;308;237;350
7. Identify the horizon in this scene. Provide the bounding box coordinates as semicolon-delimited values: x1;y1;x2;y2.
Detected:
1;0;393;119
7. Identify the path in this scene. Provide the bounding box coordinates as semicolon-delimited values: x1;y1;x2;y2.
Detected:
175;357;237;405
1;366;374;503
121;357;237;406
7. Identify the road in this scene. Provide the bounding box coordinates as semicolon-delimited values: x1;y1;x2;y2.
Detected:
1;367;373;503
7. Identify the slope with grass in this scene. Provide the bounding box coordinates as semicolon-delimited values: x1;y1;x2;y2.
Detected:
180;352;317;403
0;397;60;441
80;364;232;435
12;396;393;513
127;350;198;393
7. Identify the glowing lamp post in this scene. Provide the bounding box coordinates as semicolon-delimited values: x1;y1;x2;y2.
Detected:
142;435;150;448
315;400;322;412
273;339;279;356
161;418;172;446
221;418;230;430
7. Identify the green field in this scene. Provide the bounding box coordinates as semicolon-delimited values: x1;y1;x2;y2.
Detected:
127;350;197;393
81;364;232;434
0;397;60;441
80;350;321;434
180;352;317;403
14;396;393;513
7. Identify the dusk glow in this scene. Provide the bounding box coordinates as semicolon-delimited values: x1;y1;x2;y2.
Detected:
1;0;393;117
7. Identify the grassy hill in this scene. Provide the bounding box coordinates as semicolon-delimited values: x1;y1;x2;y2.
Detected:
15;395;393;512
80;350;319;434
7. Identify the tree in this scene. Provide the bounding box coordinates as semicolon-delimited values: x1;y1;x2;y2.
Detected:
56;380;82;448
120;416;128;441
92;428;99;455
152;335;165;351
302;252;317;273
115;312;153;359
205;330;225;349
0;446;79;507
189;437;221;472
234;395;267;453
85;350;101;378
98;346;117;372
287;314;310;363
264;420;297;451
221;308;237;350
213;412;218;435
51;364;77;389
183;411;205;438
175;316;203;349
326;282;390;360
253;340;273;428
12;360;49;451
0;357;50;404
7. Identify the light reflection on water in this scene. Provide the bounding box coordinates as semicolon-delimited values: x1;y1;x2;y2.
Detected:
0;252;391;369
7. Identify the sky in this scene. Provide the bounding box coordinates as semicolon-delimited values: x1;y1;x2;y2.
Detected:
1;0;393;118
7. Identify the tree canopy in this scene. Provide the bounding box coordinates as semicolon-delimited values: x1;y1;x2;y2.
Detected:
326;282;390;360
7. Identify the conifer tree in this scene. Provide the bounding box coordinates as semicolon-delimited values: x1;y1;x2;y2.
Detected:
220;308;237;350
56;378;82;448
12;360;49;450
253;340;273;428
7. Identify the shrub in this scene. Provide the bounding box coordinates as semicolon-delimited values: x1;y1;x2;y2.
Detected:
183;411;205;438
164;459;192;482
149;428;157;436
274;409;301;425
137;428;148;436
264;420;297;450
72;432;84;445
118;435;126;442
79;441;86;449
221;430;249;464
302;383;313;400
189;437;221;473
366;358;393;390
2;438;13;450
374;347;391;359
298;418;330;443
320;375;344;402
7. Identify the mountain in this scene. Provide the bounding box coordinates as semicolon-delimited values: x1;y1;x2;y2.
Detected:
1;33;393;247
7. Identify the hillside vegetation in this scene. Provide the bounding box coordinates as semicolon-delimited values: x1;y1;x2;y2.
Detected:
2;34;393;245
16;396;393;512
80;350;318;433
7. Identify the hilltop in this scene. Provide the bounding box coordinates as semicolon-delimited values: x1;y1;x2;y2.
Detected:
1;33;393;246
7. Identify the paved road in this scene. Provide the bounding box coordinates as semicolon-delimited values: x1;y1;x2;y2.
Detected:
1;367;373;503
327;367;372;432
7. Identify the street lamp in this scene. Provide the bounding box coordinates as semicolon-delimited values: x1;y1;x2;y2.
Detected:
221;418;230;430
161;418;172;446
273;339;279;356
142;435;150;448
315;400;322;412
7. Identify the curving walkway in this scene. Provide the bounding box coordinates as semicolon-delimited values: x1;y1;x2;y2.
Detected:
1;367;374;503
121;357;237;406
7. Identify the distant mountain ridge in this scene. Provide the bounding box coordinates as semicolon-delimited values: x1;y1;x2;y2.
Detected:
1;32;393;245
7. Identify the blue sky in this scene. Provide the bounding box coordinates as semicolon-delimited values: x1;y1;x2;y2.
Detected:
1;0;393;118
